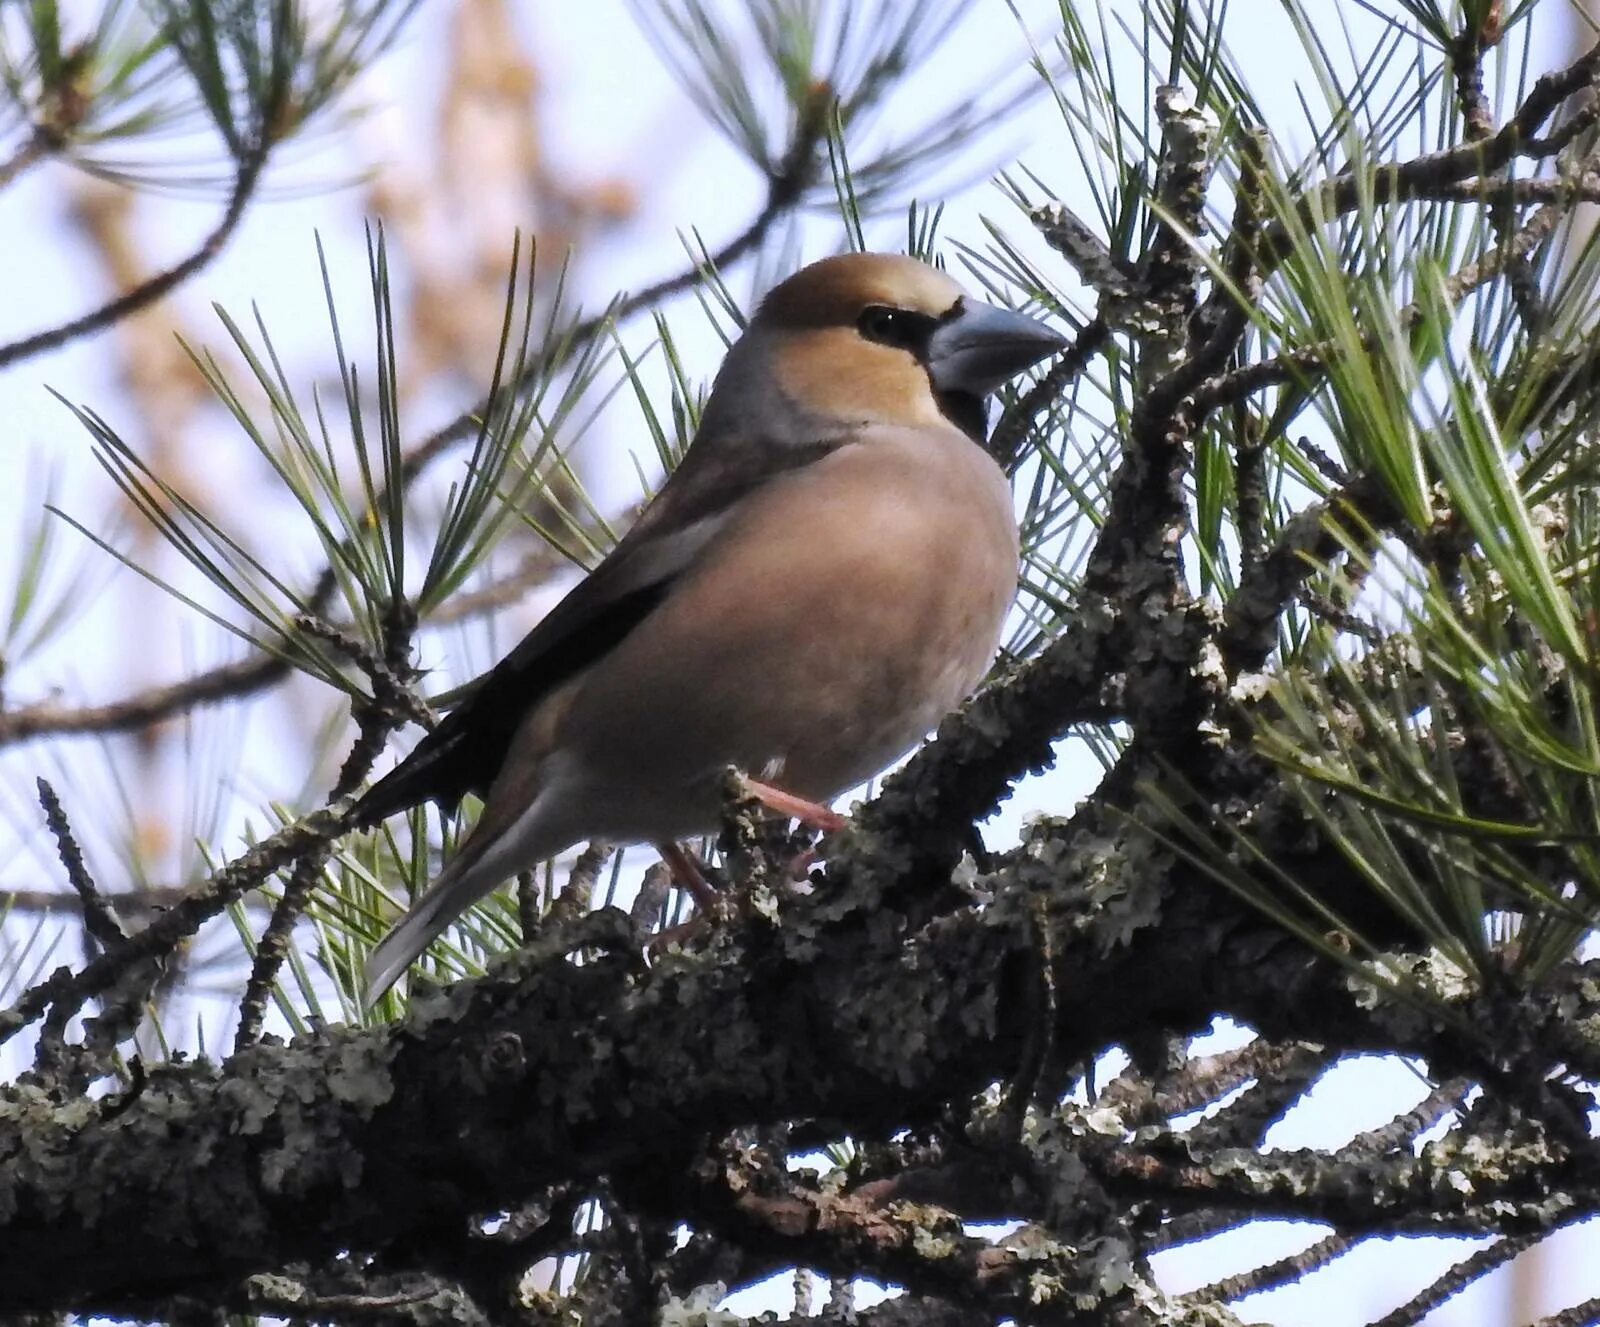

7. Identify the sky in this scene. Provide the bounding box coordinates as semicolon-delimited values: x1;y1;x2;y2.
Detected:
0;1;1596;1322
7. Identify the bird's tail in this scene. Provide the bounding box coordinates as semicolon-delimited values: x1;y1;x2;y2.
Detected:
362;842;500;1007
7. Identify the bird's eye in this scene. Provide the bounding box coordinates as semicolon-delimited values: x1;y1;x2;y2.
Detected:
858;305;930;350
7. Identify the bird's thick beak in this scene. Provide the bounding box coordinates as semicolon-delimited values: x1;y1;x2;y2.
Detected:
926;299;1067;398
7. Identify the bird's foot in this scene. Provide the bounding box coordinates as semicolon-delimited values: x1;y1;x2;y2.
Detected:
736;776;846;833
647;915;710;955
655;840;721;910
645;792;834;957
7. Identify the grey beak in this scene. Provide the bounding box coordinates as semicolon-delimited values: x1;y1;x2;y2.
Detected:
926;299;1067;397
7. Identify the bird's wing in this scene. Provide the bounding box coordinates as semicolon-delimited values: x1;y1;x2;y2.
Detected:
349;429;841;825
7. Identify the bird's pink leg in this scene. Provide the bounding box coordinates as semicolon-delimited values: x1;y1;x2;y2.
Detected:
655;840;720;910
649;780;842;929
737;776;847;832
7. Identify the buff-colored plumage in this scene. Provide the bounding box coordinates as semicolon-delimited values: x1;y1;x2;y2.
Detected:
356;252;1065;1002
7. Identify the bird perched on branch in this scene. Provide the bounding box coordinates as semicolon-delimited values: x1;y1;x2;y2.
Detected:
355;251;1065;1002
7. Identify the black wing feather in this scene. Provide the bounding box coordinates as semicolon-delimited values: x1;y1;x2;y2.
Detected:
350;578;672;825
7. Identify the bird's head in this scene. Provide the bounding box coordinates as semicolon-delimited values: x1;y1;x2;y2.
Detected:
727;252;1066;444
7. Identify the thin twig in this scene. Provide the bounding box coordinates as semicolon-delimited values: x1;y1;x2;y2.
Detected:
0;885;200;915
1217;472;1393;676
0;653;292;748
1182;1044;1331;1151
1370;1232;1542;1327
0;145;268;369
1349;1076;1472;1157
0;547;558;749
234;840;334;1049
1524;95;1600;157
1149;1210;1252;1253
0;803;349;1046
1451;30;1546;333
297;612;432;736
1029;203;1134;297
236;600;420;1046
1189;1231;1354;1305
300;602;431;804
1529;1293;1600;1327
1159;1040;1307;1115
35;777;123;950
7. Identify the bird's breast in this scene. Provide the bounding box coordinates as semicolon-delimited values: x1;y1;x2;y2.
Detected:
550;427;1018;841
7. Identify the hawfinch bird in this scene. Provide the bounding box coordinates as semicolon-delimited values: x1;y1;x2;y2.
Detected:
356;252;1064;1001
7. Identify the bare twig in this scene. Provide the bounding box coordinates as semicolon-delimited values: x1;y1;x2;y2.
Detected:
0;145;269;369
1104;1039;1319;1121
0;885;200;915
300;603;431;803
1349;1076;1472;1158
0;550;558;750
0;802;350;1046
235;600;420;1047
1370;1232;1542;1327
233;841;335;1050
1182;1044;1331;1151
1217;472;1394;676
35;778;123;951
1248;37;1600;272
0;653;293;748
1451;29;1546;332
1190;1231;1354;1305
1529;1293;1600;1327
1029;203;1135;297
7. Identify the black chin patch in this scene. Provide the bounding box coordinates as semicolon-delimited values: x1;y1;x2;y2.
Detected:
935;388;988;444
